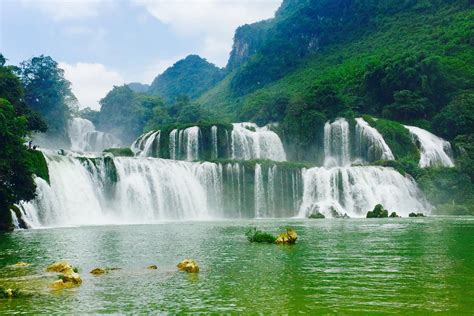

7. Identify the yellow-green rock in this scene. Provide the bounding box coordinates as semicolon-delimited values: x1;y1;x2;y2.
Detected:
46;261;72;273
177;259;199;273
275;229;298;244
147;265;158;270
90;268;107;275
14;262;29;268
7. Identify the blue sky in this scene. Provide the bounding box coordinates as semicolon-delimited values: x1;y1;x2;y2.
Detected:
0;0;282;109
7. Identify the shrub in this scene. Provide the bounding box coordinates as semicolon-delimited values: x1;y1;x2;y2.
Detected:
245;227;276;243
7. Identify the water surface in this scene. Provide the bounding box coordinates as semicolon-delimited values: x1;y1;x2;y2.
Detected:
0;217;473;313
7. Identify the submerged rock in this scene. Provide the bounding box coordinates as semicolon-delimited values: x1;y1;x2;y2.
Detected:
409;212;425;217
46;261;73;273
47;261;82;290
367;204;389;218
147;265;158;270
275;229;298;244
1;288;21;298
177;259;199;273
90;268;107;275
14;262;29;267
308;211;325;219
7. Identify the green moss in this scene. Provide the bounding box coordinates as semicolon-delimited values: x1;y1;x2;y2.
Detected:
245;228;276;243
308;211;325;219
370;119;420;162
366;204;389;218
103;148;134;157
25;149;49;183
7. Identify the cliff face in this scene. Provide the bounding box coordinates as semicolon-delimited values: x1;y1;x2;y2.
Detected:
226;20;273;71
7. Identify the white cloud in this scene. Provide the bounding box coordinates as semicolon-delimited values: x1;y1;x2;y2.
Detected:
59;62;124;110
133;0;282;66
20;0;110;21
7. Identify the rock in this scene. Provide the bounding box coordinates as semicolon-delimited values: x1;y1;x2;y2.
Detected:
14;262;29;267
367;204;389;218
308;211;325;219
46;261;73;273
389;212;400;218
147;265;158;270
49;279;75;290
275;228;298;244
62;272;82;285
409;212;425;217
341;213;350;219
90;268;107;275
177;259;199;273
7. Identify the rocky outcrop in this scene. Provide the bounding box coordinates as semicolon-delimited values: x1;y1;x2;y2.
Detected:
367;204;389;218
47;261;82;290
177;259;199;273
275;229;298;244
90;268;107;275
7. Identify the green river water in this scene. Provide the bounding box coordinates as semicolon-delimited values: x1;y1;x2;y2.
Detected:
0;217;473;314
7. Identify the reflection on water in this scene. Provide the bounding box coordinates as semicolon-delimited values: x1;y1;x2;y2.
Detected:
0;217;473;313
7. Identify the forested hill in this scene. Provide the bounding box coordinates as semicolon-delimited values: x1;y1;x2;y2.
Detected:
148;55;224;102
199;0;473;127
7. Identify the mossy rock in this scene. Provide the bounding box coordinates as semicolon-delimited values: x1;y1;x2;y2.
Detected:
308;211;325;219
389;212;400;218
367;204;389;218
25;149;49;183
409;212;425;217
177;259;199;273
0;287;21;298
90;268;107;275
275;228;298;244
147;265;158;270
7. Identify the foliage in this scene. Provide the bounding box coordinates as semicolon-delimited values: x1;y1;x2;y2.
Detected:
17;55;76;145
366;204;389;218
432;91;474;140
367;118;420;162
25;149;49;183
0;99;37;231
434;203;474;216
148;55;224;102
245;227;276;243
103;148;134;157
308;211;325;219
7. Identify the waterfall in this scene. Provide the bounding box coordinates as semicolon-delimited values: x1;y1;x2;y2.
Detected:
254;164;267;218
231;123;287;161
405;125;454;168
355;118;395;162
131;130;160;157
168;127;200;161
68;117;121;152
324;118;351;167
211;125;218;159
298;166;429;218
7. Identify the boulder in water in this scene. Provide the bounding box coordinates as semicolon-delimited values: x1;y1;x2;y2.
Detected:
1;288;20;298
275;228;298;244
46;261;73;273
367;204;389;218
177;259;199;273
90;268;107;275
14;262;29;268
147;265;158;270
409;212;425;217
308;211;325;219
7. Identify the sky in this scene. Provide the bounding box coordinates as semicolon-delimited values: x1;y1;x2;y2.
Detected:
0;0;282;110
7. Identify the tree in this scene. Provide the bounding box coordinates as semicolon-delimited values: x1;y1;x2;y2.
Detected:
18;55;76;145
0;54;46;133
433;91;474;140
0;99;36;231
